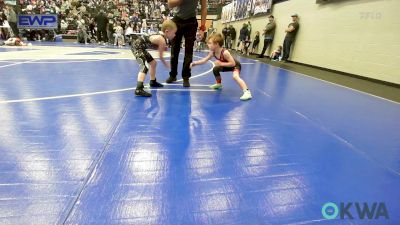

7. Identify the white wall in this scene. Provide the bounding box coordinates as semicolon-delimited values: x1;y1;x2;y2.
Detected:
216;0;400;84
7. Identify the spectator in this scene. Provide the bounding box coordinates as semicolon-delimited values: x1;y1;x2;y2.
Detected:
76;23;88;44
107;18;114;45
228;25;236;49
60;19;68;34
207;24;216;37
270;45;283;61
258;15;276;58
250;31;260;55
194;28;203;52
222;24;229;48
113;21;124;46
282;13;300;62
2;0;168;44
95;9;108;44
236;23;248;51
4;5;18;37
247;21;251;35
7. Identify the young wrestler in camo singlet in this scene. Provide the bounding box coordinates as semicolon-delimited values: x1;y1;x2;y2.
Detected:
191;33;252;101
131;20;177;97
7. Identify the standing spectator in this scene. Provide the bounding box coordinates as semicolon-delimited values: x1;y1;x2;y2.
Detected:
222;24;229;48
60;19;69;34
207;23;216;37
95;10;108;44
194;28;203;52
229;25;236;50
76;15;85;28
237;23;249;53
113;21;124;46
258;15;276;58
107;18;114;45
141;19;148;33
250;31;260;55
165;0;207;87
76;23;88;44
282;13;300;62
88;17;96;37
4;5;18;37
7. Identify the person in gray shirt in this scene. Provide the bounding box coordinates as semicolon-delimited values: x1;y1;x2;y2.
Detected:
282;13;300;62
166;0;207;87
257;15;275;58
4;5;19;38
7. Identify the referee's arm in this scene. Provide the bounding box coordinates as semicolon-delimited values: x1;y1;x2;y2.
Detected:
168;0;182;8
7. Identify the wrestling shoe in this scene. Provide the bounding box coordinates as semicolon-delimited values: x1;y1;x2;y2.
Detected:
240;90;252;101
135;89;152;97
150;79;164;87
209;83;223;90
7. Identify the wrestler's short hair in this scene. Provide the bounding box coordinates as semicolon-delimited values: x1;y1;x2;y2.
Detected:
207;33;224;47
161;20;177;32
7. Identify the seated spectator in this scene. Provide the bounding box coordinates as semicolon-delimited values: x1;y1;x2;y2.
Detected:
270;45;283;61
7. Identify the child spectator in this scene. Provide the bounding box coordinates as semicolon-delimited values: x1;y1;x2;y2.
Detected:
113;21;125;46
270;45;283;61
250;31;260;55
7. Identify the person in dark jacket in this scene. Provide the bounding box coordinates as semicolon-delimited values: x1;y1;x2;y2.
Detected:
237;23;249;53
95;10;108;44
229;25;236;49
222;24;229;48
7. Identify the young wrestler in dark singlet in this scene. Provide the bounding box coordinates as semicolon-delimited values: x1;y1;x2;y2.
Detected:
191;33;252;101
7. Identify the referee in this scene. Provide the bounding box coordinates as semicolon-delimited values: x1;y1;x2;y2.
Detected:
166;0;207;87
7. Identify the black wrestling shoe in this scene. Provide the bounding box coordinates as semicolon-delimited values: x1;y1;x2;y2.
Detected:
135;89;152;97
165;76;177;83
183;79;190;87
149;79;164;87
